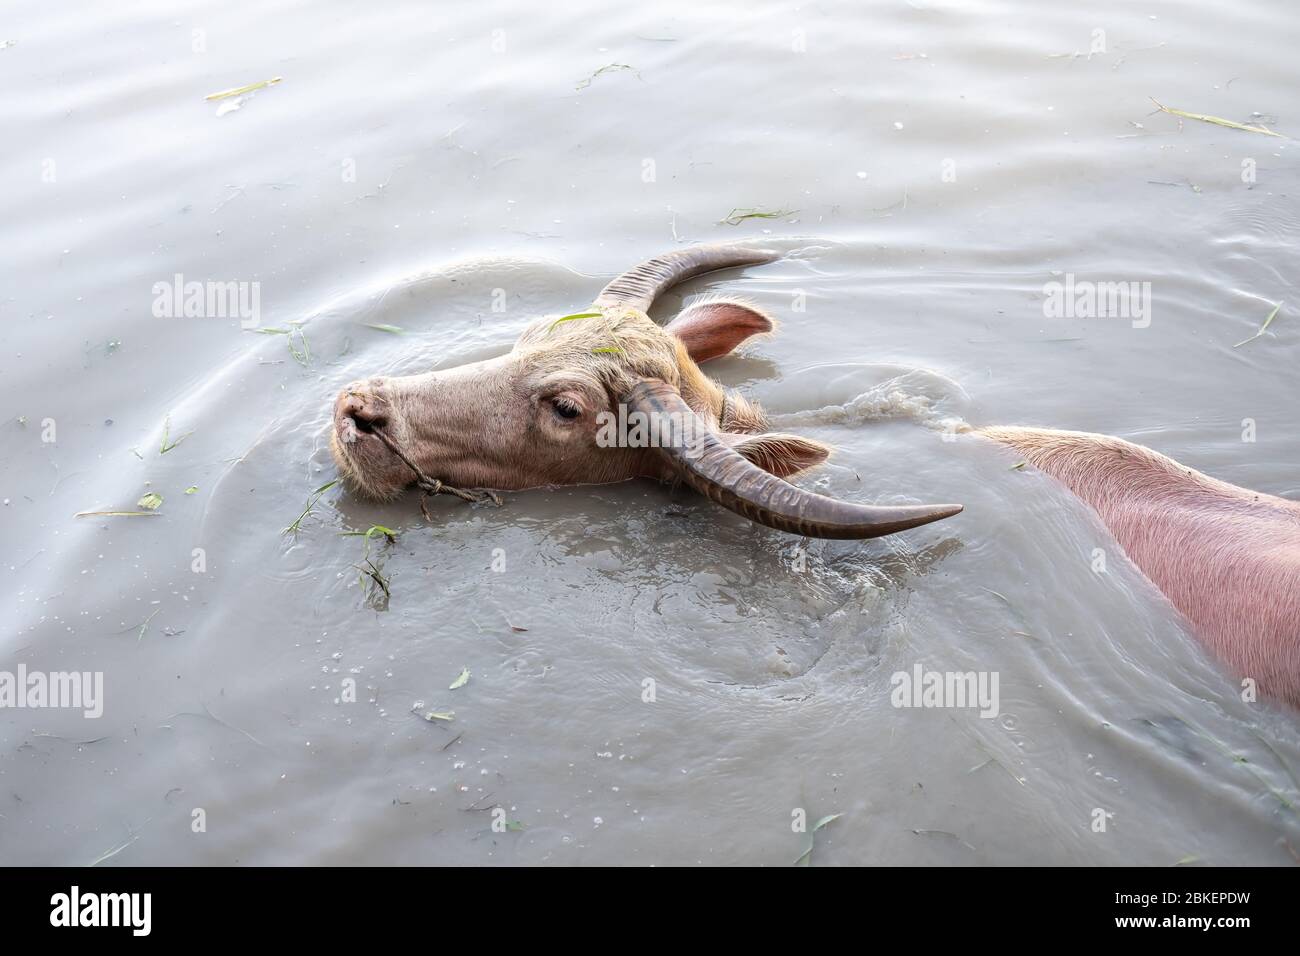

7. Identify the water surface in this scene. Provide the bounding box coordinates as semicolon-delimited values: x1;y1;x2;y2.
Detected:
1;0;1297;865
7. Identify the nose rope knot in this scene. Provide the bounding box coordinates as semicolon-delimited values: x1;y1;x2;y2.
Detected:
367;427;504;513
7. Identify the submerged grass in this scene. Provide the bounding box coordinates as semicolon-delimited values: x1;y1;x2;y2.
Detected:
355;558;391;605
793;812;841;866
344;526;397;607
718;206;798;226
575;64;639;90
1142;717;1296;813
287;327;311;366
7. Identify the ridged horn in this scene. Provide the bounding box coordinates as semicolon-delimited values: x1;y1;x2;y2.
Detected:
625;380;963;539
594;244;780;313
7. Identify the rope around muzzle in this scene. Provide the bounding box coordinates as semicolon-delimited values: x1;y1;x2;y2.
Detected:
368;426;503;515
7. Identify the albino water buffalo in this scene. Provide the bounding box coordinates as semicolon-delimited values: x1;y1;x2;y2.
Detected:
331;245;1299;707
331;245;962;538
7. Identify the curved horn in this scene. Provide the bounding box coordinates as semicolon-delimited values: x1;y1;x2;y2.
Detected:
594;244;780;313
625;380;962;540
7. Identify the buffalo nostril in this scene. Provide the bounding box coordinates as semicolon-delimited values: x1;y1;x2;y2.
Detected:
337;390;389;435
350;412;388;434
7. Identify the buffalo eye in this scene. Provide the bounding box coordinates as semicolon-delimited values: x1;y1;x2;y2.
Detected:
551;396;581;420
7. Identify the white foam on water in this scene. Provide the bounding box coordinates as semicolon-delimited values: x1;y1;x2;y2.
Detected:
769;367;972;430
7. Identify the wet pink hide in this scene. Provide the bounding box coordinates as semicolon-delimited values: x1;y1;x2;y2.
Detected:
983;426;1300;709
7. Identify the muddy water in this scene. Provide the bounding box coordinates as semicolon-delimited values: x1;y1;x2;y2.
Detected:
2;0;1297;865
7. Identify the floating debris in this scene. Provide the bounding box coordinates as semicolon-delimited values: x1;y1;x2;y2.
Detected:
1147;179;1202;193
356;558;391;606
287;327;311;366
283;479;338;535
794;812;841;866
136;607;162;642
449;668;470;690
576;64;639;90
1233;301;1283;348
339;524;397;543
90;831;142;867
160;416;192;454
204;76;283;100
718;206;798;226
206;77;283;117
1149;98;1283;137
136;492;163;511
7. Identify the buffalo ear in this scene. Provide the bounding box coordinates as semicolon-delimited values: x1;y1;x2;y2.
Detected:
665;298;774;363
723;432;830;480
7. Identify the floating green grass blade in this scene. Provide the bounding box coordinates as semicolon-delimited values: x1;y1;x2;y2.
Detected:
339;525;397;540
136;607;161;642
160;416;192;454
1150;98;1283;137
1233;301;1283;348
205;77;282;101
793;811;841;866
283;479;339;534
